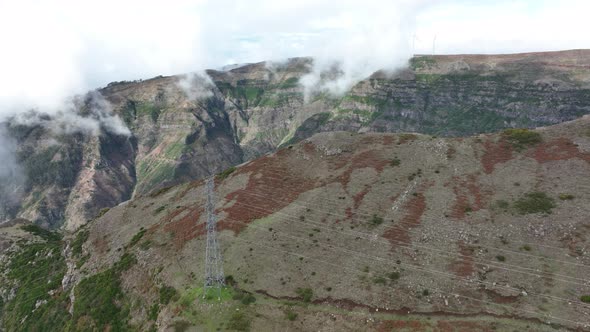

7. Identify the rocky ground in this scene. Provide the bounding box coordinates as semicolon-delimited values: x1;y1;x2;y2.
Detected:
2;115;590;331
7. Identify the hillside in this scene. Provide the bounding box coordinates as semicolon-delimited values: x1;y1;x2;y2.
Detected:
2;50;590;230
2;115;590;331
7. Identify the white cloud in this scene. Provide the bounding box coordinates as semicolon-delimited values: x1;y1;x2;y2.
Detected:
0;0;588;117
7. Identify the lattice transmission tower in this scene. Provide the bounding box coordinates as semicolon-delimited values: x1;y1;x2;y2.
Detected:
203;176;225;300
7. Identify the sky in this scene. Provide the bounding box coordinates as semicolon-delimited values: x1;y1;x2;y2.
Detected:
0;0;589;115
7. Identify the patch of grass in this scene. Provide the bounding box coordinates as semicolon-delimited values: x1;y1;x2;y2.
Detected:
373;276;387;285
227;311;251;331
502;128;542;151
495;200;510;209
154;205;167;215
3;234;69;331
285;309;298;321
140;240;153;251
128;228;146;248
581;295;590;303
148;303;160;321
96;207;110;219
216;166;236;181
233;290;256;305
73;268;129;330
559;193;575;200
21;224;62;242
369;214;384;226
150;186;173;198
514;192;556;215
160;285;180;305
295;288;313;303
388;271;400;281
72;229;89;257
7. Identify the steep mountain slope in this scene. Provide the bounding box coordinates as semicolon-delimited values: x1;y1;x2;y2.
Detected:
2;50;590;230
2;116;590;331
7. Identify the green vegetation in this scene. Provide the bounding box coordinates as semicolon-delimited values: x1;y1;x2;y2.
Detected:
495;200;510;209
285;308;298;321
154;205;167;215
232;290;256;305
388;271;401;281
72;229;89;257
295;288;313;303
559;193;575;200
521;245;532;251
149;186;173;198
390;157;401;166
20;143;83;190
496;255;506;262
216;166;236;180
148;303;160;321
72;253;137;330
410;56;436;70
96;207;110;219
514;192;556;215
227;311;251;331
422;289;430;296
128;228;147;248
581;295;590;303
502;128;542;151
369;214;384;226
160;285;180;305
22;224;62;242
136;102;162;122
278;77;299;89
373;276;387;284
2;227;69;331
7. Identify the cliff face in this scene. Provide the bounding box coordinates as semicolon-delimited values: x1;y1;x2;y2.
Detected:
2;50;590;229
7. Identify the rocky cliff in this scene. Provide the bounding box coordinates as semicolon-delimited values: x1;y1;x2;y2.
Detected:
2;50;590;230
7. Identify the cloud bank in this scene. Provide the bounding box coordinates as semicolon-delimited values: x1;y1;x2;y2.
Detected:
1;0;589;116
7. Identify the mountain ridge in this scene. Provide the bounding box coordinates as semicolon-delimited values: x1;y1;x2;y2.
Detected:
2;49;590;230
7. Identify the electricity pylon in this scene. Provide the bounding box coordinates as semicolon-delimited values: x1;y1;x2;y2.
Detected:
203;176;225;300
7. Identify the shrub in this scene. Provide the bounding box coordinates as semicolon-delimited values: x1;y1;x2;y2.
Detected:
227;311;250;331
72;229;90;257
388;271;400;281
581;295;590;303
96;207;110;219
391;158;401;166
559;193;575;200
496;255;506;262
128;228;146;248
148;303;159;321
295;288;313;302
514;192;555;215
159;286;179;305
422;289;430;296
370;215;384;226
233;291;256;305
216;166;236;181
502;128;542;150
521;245;531;251
285;309;298;321
373;276;387;284
495;200;510;209
154;205;167;215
